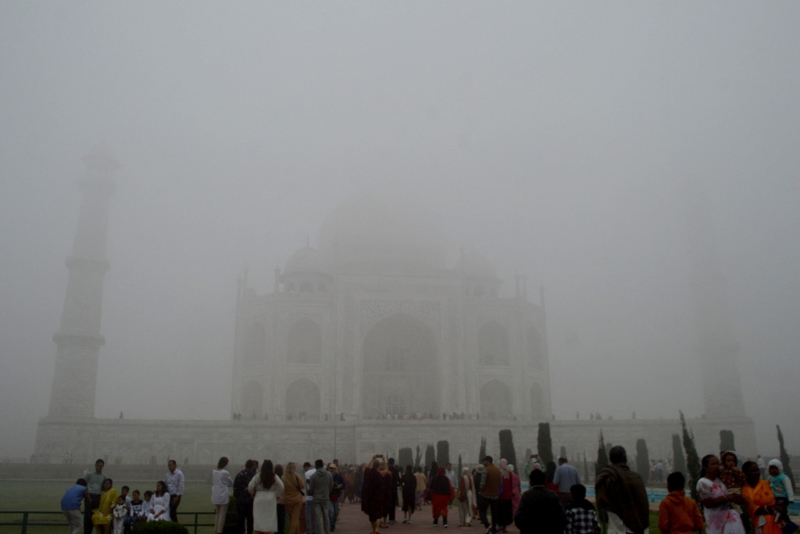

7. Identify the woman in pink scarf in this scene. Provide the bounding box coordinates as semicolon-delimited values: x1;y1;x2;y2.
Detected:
508;465;521;515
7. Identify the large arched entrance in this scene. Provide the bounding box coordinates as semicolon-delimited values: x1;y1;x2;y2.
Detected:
361;312;439;418
286;378;321;420
480;379;512;420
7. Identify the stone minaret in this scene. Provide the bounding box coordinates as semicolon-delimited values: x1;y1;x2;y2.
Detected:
685;182;746;419
47;148;117;418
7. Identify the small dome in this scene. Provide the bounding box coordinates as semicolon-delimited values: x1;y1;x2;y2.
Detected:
285;246;326;274
455;251;497;279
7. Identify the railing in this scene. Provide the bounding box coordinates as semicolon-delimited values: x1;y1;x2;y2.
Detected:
0;511;217;534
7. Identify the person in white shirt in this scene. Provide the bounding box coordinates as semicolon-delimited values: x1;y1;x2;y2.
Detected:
212;457;235;534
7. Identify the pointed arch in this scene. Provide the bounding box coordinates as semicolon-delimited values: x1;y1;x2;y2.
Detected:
287;318;322;364
286;378;320;420
478;321;510;365
480;379;512;420
361;312;439;418
526;326;544;367
241;380;263;418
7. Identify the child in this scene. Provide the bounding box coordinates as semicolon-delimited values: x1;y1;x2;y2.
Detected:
119;486;132;533
658;472;704;534
142;491;155;522
112;496;127;534
128;490;145;528
720;451;748;522
566;484;601;534
768;459;796;533
768;459;795;506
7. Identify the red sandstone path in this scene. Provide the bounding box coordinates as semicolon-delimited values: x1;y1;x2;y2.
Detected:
331;501;519;534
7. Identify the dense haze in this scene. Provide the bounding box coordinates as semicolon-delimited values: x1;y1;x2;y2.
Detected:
1;2;798;458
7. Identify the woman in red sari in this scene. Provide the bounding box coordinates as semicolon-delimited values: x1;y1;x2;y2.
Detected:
741;461;782;534
362;457;386;534
430;467;454;527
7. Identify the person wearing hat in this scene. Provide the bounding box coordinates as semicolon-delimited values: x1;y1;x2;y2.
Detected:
328;464;344;532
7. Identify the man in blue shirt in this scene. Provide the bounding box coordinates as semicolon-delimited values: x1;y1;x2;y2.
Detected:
553;457;582;507
61;478;89;534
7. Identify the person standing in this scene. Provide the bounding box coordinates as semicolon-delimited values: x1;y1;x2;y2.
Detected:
696;455;745;534
657;472;703;534
513;470;566;534
401;465;417;524
362;457;385;534
165;460;185;522
234;460;258;534
430;467;454;527
479;456;502;534
328;464;344;532
304;461;317;534
85;459;107;534
212;457;234;534
595;446;650;534
456;467;475;527
553;457;582;508
62;478;89;534
248;460;285;534
281;462;306;534
308;459;334;534
740;461;782;534
386;458;400;524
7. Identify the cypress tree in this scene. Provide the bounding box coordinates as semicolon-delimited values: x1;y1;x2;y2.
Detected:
672;434;686;475
560;445;567;460
425;444;436;470
437;440;450;467
457;454;463;488
499;429;518;469
777;425;796;488
478;436;487;463
583;451;590;481
399;447;413;470
415;445;422;468
525;447;533;461
537;423;554;465
719;430;736;453
635;439;650;483
680;411;701;502
596;431;609;481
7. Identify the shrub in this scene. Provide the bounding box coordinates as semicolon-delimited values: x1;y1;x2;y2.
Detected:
537;423;553;465
595;431;609;481
436;440;450;467
635;439;650;483
720;430;736;453
499;429;518;469
680;411;701;502
399;447;413;470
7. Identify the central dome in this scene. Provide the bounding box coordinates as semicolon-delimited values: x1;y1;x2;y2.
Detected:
317;195;448;273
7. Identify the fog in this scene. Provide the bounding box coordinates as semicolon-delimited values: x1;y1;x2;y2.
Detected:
1;2;798;458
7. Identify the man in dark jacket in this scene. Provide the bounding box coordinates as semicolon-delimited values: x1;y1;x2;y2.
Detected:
233;460;257;534
309;459;334;534
514;470;566;534
595;446;649;534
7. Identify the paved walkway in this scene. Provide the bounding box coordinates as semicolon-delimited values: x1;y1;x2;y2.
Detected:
331;501;518;534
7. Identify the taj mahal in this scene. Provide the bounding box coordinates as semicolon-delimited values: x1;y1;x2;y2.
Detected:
34;150;757;465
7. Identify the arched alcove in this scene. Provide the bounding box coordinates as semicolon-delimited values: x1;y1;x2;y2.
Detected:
287;318;322;364
243;323;266;366
361;312;439;417
527;326;543;367
477;321;510;365
480;379;512;420
285;378;321;420
530;383;546;419
241;380;263;418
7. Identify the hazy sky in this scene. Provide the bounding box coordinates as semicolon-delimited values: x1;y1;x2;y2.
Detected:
1;2;798;458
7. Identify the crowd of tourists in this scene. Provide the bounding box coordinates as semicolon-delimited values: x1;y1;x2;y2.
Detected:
60;446;794;534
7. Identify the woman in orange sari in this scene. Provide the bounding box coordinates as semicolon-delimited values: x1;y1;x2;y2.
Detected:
741;461;781;534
